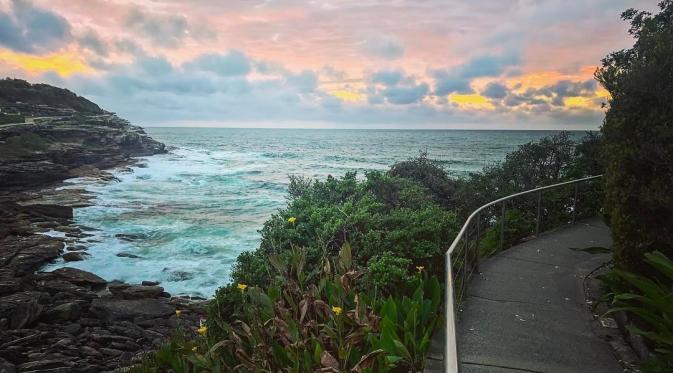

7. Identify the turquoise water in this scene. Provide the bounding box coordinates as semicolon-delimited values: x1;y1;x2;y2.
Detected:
50;128;582;297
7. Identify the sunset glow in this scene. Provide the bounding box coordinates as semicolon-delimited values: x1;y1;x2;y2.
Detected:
0;0;657;128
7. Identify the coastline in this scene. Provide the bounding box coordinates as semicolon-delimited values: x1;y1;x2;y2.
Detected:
0;115;205;372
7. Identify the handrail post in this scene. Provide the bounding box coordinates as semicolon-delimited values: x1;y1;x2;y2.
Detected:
535;191;542;236
475;212;480;271
572;183;579;224
499;201;506;251
444;253;460;373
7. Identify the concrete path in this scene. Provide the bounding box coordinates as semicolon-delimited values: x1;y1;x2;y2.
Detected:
426;218;621;373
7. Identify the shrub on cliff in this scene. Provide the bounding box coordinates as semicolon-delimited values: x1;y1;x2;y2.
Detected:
595;0;673;273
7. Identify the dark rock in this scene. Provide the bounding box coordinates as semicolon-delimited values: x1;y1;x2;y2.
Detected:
141;280;160;286
107;281;131;296
42;302;81;322
90;298;174;322
116;252;141;259
99;348;123;357
50;268;106;290
0;357;16;373
0;279;21;295
61;323;81;335
0;292;43;329
114;233;147;242
18;359;73;371
21;204;73;219
62;252;86;262
120;285;164;299
165;270;194;281
65;245;87;251
80;346;101;357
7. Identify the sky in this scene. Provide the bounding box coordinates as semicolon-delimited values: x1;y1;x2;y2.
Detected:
0;0;660;129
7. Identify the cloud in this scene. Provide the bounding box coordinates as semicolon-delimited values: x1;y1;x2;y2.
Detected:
361;36;404;60
371;70;404;86
0;0;72;53
482;82;508;99
78;29;108;57
189;51;251;76
285;70;318;93
381;83;429;105
124;8;213;47
433;53;520;95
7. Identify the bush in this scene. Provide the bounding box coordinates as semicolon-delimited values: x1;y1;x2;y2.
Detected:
479;209;534;257
134;245;441;373
602;251;673;365
388;151;457;208
362;252;413;294
596;1;673;273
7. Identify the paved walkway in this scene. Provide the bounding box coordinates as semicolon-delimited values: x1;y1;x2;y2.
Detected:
426;218;621;372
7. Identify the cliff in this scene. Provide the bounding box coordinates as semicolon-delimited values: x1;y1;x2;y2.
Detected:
0;79;165;189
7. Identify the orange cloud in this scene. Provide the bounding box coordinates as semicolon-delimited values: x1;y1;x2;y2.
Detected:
0;49;93;76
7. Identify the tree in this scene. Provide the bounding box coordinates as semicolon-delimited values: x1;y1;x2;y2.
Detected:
595;1;673;273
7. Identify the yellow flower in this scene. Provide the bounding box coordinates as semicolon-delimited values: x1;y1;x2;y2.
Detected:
416;266;425;273
197;326;208;335
175;309;182;317
331;306;343;315
237;283;248;292
288;216;297;224
191;346;198;352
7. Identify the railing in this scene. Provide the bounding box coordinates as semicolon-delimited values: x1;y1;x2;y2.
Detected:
443;175;603;372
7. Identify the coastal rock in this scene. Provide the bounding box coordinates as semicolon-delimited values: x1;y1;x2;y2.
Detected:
116;252;141;259
20;204;73;220
0;292;43;329
90;298;174;322
120;285;164;299
62;252;86;262
42;302;82;322
50;268;107;290
0;357;16;373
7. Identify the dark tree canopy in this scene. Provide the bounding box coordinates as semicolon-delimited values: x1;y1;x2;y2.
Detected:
595;1;673;272
0;78;104;114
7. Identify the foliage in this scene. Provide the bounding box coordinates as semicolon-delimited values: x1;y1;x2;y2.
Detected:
133;245;441;372
253;171;458;292
595;1;673;273
0;78;104;114
602;251;673;362
0;113;24;125
388;151;458;208
479;209;534;257
454;132;601;219
362;252;413;294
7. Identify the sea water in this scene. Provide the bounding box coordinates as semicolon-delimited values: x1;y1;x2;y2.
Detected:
48;128;583;297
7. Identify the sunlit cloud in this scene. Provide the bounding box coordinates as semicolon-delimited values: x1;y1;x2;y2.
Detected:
0;49;92;76
0;0;659;129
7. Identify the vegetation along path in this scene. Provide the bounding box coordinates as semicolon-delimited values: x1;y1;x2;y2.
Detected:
429;218;622;372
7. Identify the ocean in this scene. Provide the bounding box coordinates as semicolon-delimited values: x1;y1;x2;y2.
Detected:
48;128;584;297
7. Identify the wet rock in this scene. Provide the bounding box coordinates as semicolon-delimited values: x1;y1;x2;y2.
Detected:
141;280;160;286
18;359;74;371
165;270;194;281
120;285;164;299
65;245;87;251
62;323;82;335
90;298;174;322
116;252;141;259
49;268;106;290
62;252;86;262
20;204;73;219
0;292;43;329
114;233;147;242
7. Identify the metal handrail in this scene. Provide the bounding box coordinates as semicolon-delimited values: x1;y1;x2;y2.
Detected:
443;175;603;372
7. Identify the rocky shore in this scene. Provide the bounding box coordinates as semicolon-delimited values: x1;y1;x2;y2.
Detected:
0;81;204;372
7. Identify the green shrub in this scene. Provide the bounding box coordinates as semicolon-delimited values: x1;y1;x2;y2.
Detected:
602;251;673;364
362;252;413;294
479;209;533;257
596;1;673;273
133;245;441;372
